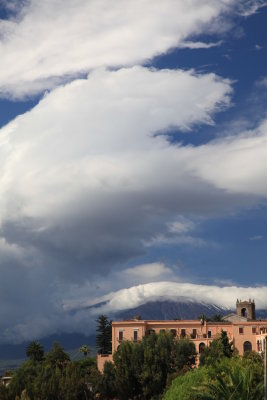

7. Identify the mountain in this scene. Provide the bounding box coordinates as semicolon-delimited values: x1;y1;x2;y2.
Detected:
113;299;231;321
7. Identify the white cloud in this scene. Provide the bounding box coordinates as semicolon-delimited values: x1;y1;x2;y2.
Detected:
143;217;209;247
250;235;264;241
255;44;263;50
168;218;195;234
1;65;267;285
144;234;209;248
0;66;232;228
238;0;267;16
256;76;267;87
189;120;267;197
0;65;235;341
0;64;267;341
180;40;223;49
0;0;257;98
84;281;267;313
123;262;172;279
0;0;266;344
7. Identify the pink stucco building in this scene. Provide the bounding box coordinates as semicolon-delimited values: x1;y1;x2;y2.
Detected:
97;299;267;372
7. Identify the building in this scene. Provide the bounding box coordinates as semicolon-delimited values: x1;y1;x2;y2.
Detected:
0;375;12;387
97;299;267;372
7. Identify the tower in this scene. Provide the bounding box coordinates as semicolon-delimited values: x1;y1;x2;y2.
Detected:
236;299;256;320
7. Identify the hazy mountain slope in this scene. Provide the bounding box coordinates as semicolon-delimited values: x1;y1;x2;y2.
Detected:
113;299;231;321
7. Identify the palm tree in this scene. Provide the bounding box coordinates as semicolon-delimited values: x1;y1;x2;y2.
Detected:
79;344;91;357
26;340;44;362
196;363;263;399
212;314;223;322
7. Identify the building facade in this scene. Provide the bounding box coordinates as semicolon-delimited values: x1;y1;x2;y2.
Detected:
97;299;267;372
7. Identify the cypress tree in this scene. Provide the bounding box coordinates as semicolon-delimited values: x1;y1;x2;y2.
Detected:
96;315;112;354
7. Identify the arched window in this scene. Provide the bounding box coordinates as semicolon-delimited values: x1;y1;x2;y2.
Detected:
243;341;252;353
170;329;177;337
199;342;206;353
241;308;247;317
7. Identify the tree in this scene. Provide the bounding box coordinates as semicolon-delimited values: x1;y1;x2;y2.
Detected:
0;383;9;400
164;354;264;400
212;314;223;322
173;337;196;371
45;341;70;369
96;315;112;354
79;344;91;357
8;360;40;399
96;361;118;399
5;341;98;400
100;331;196;400
220;330;233;357
200;330;233;366
26;341;44;362
163;365;213;400
196;359;263;400
59;362;90;400
113;340;142;399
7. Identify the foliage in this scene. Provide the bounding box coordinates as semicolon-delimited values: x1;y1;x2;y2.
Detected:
99;331;196;400
196;356;264;399
164;365;214;400
79;344;91;357
0;384;9;400
45;341;70;368
5;342;97;400
8;360;40;399
26;341;44;363
3;330;264;400
200;330;233;366
96;315;112;355
95;361;118;399
164;352;264;400
212;314;222;322
220;330;233;357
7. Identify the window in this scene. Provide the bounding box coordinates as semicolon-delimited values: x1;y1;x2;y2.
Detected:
208;330;212;338
239;327;244;334
181;329;186;337
191;329;197;339
133;330;138;341
118;330;123;341
243;341;252;353
170;329;177;337
199;342;206;353
241;307;247;318
252;326;257;334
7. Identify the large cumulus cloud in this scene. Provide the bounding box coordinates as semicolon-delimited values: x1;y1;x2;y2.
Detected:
0;0;266;343
0;66;266;341
0;66;233;279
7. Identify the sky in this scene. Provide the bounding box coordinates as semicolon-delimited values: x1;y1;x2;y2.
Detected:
0;0;267;344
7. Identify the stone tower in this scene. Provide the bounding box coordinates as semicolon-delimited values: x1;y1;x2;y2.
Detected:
236;299;256;320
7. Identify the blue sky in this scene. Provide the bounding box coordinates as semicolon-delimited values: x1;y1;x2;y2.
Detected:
0;0;267;342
